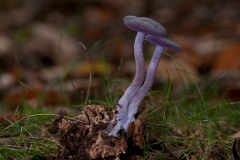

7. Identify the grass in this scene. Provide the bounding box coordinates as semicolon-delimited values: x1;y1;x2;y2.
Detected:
140;55;238;159
0;49;239;160
0;113;59;159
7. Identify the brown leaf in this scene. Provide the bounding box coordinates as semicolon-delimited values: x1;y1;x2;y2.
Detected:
72;61;115;77
213;43;240;72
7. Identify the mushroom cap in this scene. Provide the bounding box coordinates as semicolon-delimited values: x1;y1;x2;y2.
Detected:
124;15;167;37
145;35;181;52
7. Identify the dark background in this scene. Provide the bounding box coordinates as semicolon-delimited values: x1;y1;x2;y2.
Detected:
0;0;240;114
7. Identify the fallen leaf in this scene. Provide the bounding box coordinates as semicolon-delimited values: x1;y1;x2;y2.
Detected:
212;43;240;72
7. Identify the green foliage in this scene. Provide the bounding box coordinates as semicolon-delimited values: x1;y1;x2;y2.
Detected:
140;54;238;159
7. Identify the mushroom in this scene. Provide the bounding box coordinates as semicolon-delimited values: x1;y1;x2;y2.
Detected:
109;16;166;136
123;36;181;131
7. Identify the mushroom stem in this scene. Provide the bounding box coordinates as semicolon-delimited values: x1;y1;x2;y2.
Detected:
123;45;164;131
117;32;146;118
109;32;146;136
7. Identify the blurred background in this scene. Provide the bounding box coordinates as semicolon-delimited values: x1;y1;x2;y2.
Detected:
0;0;240;118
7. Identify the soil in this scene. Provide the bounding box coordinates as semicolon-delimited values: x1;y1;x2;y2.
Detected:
52;105;146;160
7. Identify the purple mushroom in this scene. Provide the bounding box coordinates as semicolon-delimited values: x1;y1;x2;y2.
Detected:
123;36;181;131
108;16;166;136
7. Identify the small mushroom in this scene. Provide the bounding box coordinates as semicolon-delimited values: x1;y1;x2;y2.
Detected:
123;36;181;131
109;16;166;136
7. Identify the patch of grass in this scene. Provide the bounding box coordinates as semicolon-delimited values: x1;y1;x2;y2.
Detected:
141;54;238;159
0;137;58;160
0;112;61;159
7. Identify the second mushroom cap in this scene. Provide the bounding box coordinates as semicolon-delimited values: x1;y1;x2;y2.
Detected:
145;35;181;52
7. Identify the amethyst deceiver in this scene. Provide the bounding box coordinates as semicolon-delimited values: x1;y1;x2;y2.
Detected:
123;36;181;131
108;16;166;136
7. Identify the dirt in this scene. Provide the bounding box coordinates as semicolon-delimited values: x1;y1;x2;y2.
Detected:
52;105;146;160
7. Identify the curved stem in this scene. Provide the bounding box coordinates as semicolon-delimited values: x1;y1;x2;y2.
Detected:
109;32;146;136
124;45;164;131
